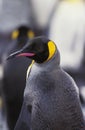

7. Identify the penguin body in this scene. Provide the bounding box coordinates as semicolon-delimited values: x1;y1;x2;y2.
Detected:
24;52;85;130
2;25;34;130
25;57;82;130
7;36;85;130
49;0;85;108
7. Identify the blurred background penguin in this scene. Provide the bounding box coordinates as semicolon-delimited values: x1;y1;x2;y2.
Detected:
2;25;35;130
49;0;85;112
0;2;59;129
0;1;59;129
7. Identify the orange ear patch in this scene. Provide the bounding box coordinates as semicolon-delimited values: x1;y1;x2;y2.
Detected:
27;30;35;39
47;41;56;61
12;30;19;39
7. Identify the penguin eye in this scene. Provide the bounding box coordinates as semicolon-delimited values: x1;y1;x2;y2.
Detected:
27;30;35;39
12;30;19;39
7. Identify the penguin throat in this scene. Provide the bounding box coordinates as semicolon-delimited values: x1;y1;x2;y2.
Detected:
47;41;56;61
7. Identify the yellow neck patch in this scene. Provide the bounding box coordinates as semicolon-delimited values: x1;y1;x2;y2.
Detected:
26;60;35;79
12;30;19;39
27;30;35;39
47;41;56;61
64;0;81;3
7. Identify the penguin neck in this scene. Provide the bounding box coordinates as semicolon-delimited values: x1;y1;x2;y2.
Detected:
34;50;60;71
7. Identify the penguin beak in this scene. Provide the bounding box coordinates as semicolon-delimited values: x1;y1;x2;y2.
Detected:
7;49;35;60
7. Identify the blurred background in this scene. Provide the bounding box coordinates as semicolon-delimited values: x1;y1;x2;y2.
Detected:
0;0;85;130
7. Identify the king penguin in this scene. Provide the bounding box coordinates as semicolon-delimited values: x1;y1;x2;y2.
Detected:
2;25;35;130
7;36;85;130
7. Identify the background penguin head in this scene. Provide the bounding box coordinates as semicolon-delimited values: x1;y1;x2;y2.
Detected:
11;25;35;45
7;36;57;63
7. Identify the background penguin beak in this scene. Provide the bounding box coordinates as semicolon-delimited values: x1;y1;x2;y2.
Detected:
7;49;35;60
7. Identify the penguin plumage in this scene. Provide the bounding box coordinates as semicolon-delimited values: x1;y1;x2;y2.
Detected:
7;36;85;130
2;25;35;130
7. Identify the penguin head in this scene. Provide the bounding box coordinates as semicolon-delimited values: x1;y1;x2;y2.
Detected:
7;36;57;64
11;25;35;45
